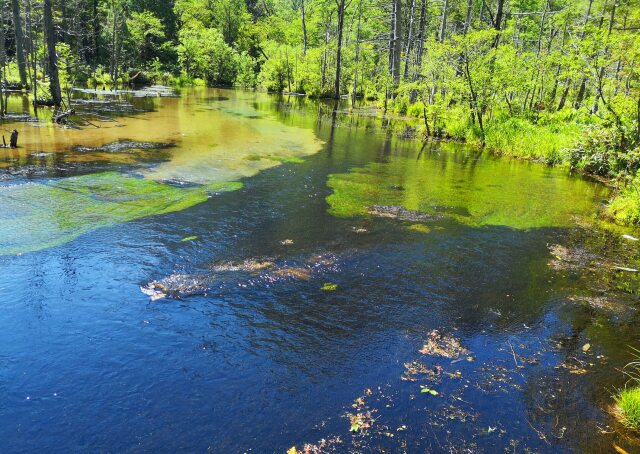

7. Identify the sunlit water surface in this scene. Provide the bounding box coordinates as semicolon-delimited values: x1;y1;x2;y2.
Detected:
0;88;639;453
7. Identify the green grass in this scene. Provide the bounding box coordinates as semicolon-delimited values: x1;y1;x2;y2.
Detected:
615;387;640;430
604;175;640;225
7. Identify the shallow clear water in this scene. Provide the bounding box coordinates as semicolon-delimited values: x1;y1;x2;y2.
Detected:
0;88;639;453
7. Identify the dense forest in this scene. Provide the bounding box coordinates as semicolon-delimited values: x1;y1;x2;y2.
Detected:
1;0;640;221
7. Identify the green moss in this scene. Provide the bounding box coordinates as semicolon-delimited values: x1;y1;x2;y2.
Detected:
0;172;242;255
615;387;640;430
326;150;608;229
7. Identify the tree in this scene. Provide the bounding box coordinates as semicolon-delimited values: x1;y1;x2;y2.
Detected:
11;0;27;87
44;0;62;107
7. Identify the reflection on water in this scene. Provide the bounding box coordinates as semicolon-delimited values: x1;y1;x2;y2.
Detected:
0;88;638;453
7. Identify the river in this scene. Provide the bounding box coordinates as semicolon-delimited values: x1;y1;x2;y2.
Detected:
0;87;639;453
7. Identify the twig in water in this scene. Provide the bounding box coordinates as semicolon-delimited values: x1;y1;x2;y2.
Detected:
507;339;519;367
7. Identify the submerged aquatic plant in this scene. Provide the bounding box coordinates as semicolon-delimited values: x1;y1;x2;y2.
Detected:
0;172;242;256
326;151;608;229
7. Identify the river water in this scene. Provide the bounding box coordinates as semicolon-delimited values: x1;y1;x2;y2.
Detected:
0;87;639;453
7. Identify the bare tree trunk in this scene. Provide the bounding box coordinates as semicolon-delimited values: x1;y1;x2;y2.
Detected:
636;95;640;144
463;0;473;35
492;0;505;48
402;0;416;80
439;0;448;43
28;0;37;106
409;0;427;103
428;0;447;103
591;1;617;114
574;0;597;109
301;0;308;55
44;0;61;108
0;0;6;115
351;0;362;108
334;0;347;99
389;0;402;85
11;0;27;87
110;0;119;88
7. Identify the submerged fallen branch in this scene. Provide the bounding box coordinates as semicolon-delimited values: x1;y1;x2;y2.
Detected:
53;109;76;124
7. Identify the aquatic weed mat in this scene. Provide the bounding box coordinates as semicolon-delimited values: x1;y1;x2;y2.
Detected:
0;172;241;255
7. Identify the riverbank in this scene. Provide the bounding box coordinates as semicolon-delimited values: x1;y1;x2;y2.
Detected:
335;99;640;227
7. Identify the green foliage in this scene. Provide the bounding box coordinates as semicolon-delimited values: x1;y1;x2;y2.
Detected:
606;176;640;225
177;23;239;85
127;10;166;64
615;387;640;430
568;127;640;177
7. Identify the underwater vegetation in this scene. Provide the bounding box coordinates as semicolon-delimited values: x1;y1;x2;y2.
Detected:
326;152;609;229
0;172;241;255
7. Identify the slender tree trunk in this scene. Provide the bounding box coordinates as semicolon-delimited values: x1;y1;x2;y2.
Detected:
439;0;448;43
463;0;473;35
574;0;597;109
301;0;308;55
409;0;427;103
591;1;617;114
11;0;27;87
428;0;447;103
334;0;347;99
389;0;402;85
402;0;416;80
351;0;362;108
537;0;549;55
636;95;640;144
0;0;6;115
492;0;505;48
111;1;119;88
464;57;484;144
44;0;62;108
92;0;99;61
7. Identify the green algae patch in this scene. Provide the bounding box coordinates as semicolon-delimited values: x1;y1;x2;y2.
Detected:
206;181;244;193
327;152;609;230
0;172;241;255
407;224;431;233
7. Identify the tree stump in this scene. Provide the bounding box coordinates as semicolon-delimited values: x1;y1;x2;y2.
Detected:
9;129;18;148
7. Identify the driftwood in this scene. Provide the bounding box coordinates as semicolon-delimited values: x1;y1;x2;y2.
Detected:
53;109;75;124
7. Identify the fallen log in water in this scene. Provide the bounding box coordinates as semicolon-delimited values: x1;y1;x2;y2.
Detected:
54;109;76;124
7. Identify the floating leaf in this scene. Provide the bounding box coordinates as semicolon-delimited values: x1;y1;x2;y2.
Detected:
321;283;338;291
421;387;438;396
582;343;591;352
287;447;298;454
350;423;360;432
181;236;198;242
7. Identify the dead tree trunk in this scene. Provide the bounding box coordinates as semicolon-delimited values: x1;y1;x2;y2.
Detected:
389;0;402;85
0;0;6;116
334;0;348;99
44;0;62;108
11;0;27;87
301;0;308;55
